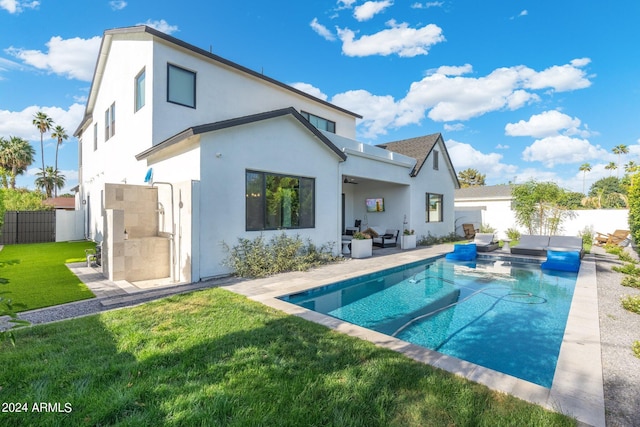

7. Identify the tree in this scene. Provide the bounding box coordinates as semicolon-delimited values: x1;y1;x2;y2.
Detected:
457;168;486;188
0;136;36;189
34;166;65;198
612;144;629;178
50;125;68;197
627;173;640;246
605;162;617;176
511;180;574;235
585;176;628;209
0;188;49;211
579;162;591;195
32;111;53;172
625;161;638;174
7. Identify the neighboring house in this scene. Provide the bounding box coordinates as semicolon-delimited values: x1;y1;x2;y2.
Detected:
43;197;76;211
454;185;515;239
75;25;459;283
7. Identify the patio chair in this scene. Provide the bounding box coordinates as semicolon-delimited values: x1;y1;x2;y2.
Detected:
462;223;477;239
594;229;630;246
474;233;499;252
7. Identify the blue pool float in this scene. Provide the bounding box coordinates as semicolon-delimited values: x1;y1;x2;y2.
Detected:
541;250;580;272
445;243;477;261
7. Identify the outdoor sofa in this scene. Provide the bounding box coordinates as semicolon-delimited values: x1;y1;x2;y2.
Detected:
510;235;584;258
473;233;499;252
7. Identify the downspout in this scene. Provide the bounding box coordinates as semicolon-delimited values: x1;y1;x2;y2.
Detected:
152;181;175;282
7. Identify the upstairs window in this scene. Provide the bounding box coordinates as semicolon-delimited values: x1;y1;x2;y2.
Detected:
104;103;115;141
167;63;196;108
135;68;146;112
93;123;98;151
433;150;439;170
301;111;336;133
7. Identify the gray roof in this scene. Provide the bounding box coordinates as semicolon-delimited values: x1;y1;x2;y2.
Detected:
455;184;514;200
376;133;442;177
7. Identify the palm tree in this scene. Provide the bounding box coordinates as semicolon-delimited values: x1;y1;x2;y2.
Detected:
605;162;617;177
0;136;36;189
579;162;591;194
51;125;68;196
34;166;65;198
612;144;629;178
625;161;638;174
32;111;54;172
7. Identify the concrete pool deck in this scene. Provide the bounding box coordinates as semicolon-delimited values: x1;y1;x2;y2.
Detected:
221;244;605;427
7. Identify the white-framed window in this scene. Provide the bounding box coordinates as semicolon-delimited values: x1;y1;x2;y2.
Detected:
135;68;146;112
104;102;115;141
167;63;196;108
301;111;336;133
93;123;98;151
433;150;439;170
426;193;443;222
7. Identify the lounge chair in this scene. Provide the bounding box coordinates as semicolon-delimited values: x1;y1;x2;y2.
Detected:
510;235;550;257
373;229;399;248
547;235;584;258
474;233;499;252
462;223;477;239
594;229;630;246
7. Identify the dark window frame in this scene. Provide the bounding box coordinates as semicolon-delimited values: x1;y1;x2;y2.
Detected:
245;170;316;231
167;63;196;108
426;193;443;223
301;111;336;133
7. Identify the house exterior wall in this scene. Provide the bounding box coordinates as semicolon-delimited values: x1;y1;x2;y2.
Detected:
409;139;457;238
196;115;343;279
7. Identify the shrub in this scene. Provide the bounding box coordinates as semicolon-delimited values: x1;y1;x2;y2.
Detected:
621;276;640;289
417;232;462;246
479;223;496;233
605;244;624;256
618;251;637;264
578;226;594;247
223;233;340;278
633;341;640;359
612;263;640;276
621;295;640;314
506;228;521;240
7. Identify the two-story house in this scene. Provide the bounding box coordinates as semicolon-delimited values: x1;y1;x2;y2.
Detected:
75;25;459;283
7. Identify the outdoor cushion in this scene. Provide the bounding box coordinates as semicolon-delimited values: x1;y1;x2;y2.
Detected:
541;250;581;272
446;243;477;261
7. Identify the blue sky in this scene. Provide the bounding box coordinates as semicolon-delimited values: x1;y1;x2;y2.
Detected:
1;0;639;194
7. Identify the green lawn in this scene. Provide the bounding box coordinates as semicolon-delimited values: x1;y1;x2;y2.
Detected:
0;288;576;427
0;241;96;312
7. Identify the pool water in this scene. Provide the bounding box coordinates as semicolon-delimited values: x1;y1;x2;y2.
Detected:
279;256;578;388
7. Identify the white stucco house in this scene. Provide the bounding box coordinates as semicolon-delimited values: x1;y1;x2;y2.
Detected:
75;25;460;283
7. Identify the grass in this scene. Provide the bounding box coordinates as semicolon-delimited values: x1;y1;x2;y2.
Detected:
0;241;95;312
0;288;576;426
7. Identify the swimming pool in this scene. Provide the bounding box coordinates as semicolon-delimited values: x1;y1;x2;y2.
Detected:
279;255;578;388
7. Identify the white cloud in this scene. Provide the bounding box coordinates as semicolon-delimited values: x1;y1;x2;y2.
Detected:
446;139;518;181
522;135;608;167
353;1;393;22
337;20;445;57
0;103;84;142
137;19;178;35
0;0;38;14
495;144;510;149
332;90;401;138
5;35;101;81
289;82;329;101
505;110;583;138
522;59;592;92
109;0;127;10
337;0;357;9
310;18;336;41
443;123;464;132
433;64;472;76
411;2;443;9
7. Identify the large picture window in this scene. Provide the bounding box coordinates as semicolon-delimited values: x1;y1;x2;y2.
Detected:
426;193;443;222
246;170;315;230
167;63;196;108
